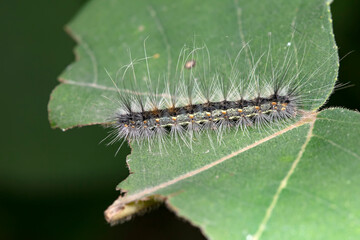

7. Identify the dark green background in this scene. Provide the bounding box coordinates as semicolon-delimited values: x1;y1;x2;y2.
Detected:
0;0;358;239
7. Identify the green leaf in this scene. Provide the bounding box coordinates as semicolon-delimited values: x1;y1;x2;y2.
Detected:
48;0;360;239
106;108;360;239
48;0;338;129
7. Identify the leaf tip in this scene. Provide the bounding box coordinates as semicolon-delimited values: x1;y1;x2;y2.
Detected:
105;195;165;225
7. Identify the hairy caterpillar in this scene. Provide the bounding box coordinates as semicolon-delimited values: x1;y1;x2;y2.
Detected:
105;34;336;153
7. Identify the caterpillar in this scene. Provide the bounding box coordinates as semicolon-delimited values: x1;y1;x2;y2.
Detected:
105;35;336;152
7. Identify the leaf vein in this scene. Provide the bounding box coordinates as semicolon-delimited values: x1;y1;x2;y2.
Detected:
252;112;317;240
317;117;360;125
313;134;360;160
147;5;172;79
60;79;172;98
233;0;252;68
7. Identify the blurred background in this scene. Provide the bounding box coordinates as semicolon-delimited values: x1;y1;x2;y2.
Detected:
0;0;358;239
